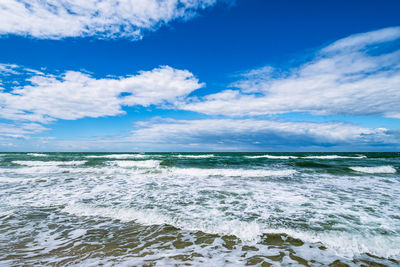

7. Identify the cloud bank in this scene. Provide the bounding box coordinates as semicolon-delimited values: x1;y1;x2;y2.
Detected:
0;0;217;39
7;118;396;151
180;27;400;118
127;118;395;150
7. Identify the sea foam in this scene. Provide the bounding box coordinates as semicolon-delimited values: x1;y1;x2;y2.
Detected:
245;155;298;159
108;160;161;168
27;153;48;157
303;155;366;159
86;154;149;159
175;154;215;158
167;167;297;177
349;166;397;174
12;160;87;166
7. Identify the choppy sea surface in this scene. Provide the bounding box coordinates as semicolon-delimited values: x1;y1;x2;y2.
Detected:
0;152;399;266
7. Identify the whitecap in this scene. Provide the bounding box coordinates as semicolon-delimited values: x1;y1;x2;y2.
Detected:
303;155;366;159
12;160;87;166
245;155;298;159
175;154;215;158
167;167;296;177
86;154;149;159
27;153;48;157
108;160;160;168
349;166;396;174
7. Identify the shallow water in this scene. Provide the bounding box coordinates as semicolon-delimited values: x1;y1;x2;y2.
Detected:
0;152;399;266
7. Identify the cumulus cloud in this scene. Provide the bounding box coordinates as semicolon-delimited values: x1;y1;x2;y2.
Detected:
0;65;203;122
0;0;217;39
180;27;400;118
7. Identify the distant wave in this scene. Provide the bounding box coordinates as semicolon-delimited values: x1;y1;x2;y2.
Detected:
108;160;161;168
349;166;396;174
167;167;296;177
245;155;298;159
175;154;215;158
13;160;87;166
245;155;366;160
303;155;366;159
86;154;149;159
27;153;48;157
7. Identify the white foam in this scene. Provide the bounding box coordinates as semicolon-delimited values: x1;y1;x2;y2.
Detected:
86;154;149;159
63;204;261;241
69;229;87;239
245;155;298;159
27;153;48;157
350;166;397;174
0;176;31;183
260;228;400;259
168;167;296;177
175;154;215;158
12;160;87;166
108;160;160;168
303;155;366;159
62;203;400;259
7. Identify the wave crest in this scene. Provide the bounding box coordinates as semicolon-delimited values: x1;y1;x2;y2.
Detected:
349;166;396;174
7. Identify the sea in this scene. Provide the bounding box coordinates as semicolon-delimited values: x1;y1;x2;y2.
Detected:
0;152;399;266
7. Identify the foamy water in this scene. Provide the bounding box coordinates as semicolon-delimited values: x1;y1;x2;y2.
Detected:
0;152;399;266
175;154;215;158
350;165;397;174
86;154;149;159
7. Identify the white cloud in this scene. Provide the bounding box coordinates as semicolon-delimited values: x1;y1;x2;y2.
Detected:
0;63;20;75
0;122;48;139
0;65;203;122
180;27;400;118
0;0;217;39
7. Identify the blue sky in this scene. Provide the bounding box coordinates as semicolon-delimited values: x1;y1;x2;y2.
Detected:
0;0;400;151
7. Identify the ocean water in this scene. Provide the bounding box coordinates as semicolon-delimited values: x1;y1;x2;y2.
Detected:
0;152;399;266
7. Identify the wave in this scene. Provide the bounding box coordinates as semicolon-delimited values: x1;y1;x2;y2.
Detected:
12;160;87;166
245;155;366;160
175;154;215;158
245;155;298;159
108;160;161;168
86;154;149;159
63;203;400;258
27;153;48;157
303;155;366;159
167;167;296;177
349;166;396;174
63;203;263;241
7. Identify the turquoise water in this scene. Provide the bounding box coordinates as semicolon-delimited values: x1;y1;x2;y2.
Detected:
0;152;399;266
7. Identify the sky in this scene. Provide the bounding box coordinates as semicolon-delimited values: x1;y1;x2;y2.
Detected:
0;0;400;152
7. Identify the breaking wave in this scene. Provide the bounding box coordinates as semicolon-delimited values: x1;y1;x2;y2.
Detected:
349;165;397;174
174;154;215;158
12;160;87;166
86;154;149;159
